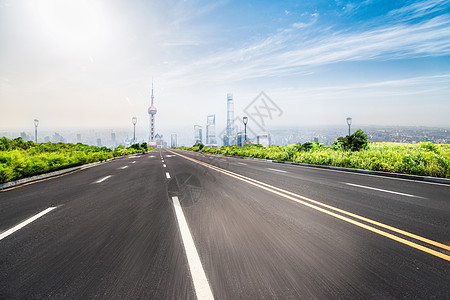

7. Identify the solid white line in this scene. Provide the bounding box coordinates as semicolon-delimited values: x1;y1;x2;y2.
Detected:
172;196;214;300
149;155;156;158
0;207;57;241
95;175;112;183
345;183;424;198
163;164;167;168
119;166;129;169
166;172;171;179
237;162;247;165
267;168;287;173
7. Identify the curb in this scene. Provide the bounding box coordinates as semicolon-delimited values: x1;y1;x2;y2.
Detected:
0;152;148;191
182;149;450;185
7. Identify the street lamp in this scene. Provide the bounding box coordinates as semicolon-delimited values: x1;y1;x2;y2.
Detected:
346;117;352;136
132;117;137;144
243;116;248;145
34;119;39;143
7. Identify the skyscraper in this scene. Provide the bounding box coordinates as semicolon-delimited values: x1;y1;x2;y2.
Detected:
148;82;157;147
237;131;245;147
171;133;177;148
206;114;217;147
223;93;236;146
194;125;202;145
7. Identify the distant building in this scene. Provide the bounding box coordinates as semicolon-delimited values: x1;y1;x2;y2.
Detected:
171;133;177;148
314;137;319;143
237;131;245;147
155;133;164;148
206;114;217;147
257;132;270;147
111;132;116;147
52;132;65;143
20;132;30;141
97;138;102;147
76;134;82;143
194;125;202;145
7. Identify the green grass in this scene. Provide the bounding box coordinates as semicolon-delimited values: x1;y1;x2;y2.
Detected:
176;141;450;179
0;137;153;184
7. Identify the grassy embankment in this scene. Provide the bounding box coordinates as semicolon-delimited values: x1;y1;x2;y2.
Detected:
0;137;152;184
177;141;450;179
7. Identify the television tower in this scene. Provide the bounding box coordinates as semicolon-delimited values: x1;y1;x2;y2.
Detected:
148;82;157;147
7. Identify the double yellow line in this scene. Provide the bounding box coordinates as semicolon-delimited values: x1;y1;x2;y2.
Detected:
168;150;450;262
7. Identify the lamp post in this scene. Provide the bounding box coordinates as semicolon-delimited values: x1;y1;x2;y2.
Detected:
132;117;137;144
34;119;39;143
346;117;352;136
243;116;248;145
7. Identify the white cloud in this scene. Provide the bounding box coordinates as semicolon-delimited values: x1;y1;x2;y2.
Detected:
388;0;450;20
162;13;450;86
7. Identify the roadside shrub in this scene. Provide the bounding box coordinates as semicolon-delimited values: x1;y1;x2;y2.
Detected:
175;139;449;178
0;137;155;183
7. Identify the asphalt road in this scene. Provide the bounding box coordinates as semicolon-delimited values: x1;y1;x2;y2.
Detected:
0;148;449;299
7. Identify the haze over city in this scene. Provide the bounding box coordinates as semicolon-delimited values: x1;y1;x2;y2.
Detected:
1;0;450;137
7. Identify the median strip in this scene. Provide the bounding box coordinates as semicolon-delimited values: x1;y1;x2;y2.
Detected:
0;207;57;241
172;196;215;300
169;150;450;262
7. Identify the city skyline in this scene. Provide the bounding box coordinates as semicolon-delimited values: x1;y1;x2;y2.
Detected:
1;0;450;133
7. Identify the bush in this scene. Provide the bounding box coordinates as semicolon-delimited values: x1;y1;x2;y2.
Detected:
0;137;155;183
176;138;449;178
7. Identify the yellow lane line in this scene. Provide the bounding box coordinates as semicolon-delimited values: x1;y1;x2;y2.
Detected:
176;150;450;251
169;150;450;262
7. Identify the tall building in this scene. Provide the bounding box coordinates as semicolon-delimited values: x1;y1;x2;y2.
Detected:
194;125;202;145
206;114;217;147
226;93;235;145
155;133;164;148
171;133;177;148
237;131;245;147
148;82;157;147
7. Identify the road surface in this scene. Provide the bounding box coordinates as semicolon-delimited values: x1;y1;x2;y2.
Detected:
1;148;449;299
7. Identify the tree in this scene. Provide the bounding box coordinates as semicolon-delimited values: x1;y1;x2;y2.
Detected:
336;129;368;151
140;142;148;152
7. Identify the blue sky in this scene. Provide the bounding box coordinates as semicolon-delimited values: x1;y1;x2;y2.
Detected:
0;0;449;135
